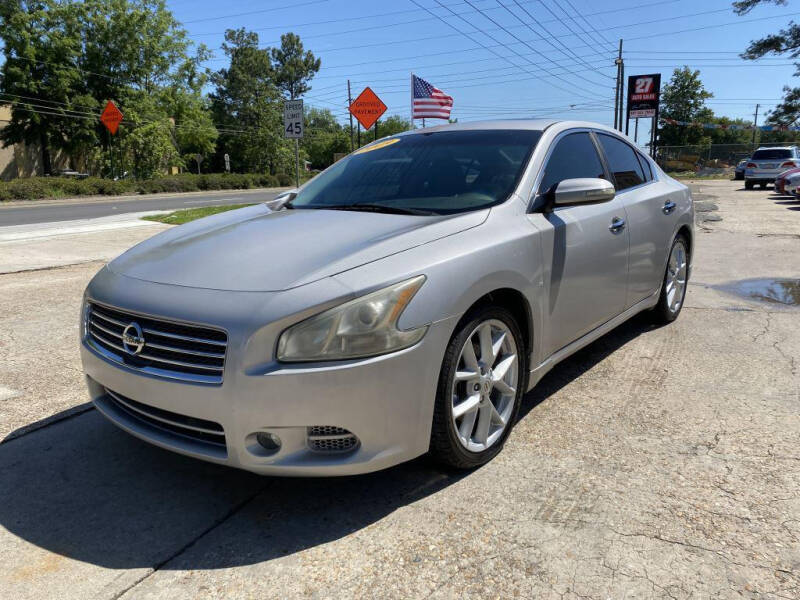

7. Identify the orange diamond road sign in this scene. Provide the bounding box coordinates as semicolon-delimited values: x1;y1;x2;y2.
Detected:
100;100;124;135
349;87;387;130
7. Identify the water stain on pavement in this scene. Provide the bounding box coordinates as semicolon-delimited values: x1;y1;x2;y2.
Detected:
716;278;800;306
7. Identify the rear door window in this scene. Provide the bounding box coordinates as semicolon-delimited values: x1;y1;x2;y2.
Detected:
596;133;645;191
637;152;653;181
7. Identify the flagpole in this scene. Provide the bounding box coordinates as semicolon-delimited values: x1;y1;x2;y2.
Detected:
410;72;414;128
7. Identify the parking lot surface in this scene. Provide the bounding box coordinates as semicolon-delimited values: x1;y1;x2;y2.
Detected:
0;180;798;599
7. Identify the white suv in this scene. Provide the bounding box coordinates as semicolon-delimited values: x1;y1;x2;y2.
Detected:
744;146;800;189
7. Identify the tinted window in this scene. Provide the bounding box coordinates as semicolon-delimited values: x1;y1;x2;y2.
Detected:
637;152;653;181
291;130;542;215
597;134;645;190
539;132;606;194
752;149;793;160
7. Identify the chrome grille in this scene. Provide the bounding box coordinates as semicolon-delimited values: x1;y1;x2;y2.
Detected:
307;426;359;454
104;388;226;452
86;302;227;385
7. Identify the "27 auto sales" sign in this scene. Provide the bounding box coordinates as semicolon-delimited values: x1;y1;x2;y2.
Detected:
627;74;661;119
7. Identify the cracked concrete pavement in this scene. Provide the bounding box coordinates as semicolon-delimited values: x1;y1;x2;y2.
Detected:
0;180;798;599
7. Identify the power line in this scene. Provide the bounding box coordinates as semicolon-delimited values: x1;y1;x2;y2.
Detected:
183;0;685;39
552;0;613;46
6;5;757;92
196;5;734;63
492;0;614;82
429;0;611;98
310;54;620;99
527;0;612;58
181;0;332;24
624;11;800;43
311;47;616;86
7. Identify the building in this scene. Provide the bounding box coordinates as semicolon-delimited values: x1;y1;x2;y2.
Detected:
0;105;67;180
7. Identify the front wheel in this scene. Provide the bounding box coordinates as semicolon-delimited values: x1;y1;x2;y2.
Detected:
652;235;689;324
429;307;525;469
745;180;754;190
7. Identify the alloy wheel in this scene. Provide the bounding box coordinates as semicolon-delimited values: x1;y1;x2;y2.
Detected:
450;319;518;452
665;240;688;314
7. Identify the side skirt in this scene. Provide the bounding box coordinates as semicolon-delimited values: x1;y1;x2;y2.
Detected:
526;290;659;392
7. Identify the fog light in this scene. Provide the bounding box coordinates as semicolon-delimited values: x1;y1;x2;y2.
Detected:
256;432;281;451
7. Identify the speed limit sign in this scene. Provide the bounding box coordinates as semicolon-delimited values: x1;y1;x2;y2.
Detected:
283;100;303;139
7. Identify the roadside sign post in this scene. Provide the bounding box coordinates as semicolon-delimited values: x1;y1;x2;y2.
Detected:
349;87;387;145
224;153;230;173
284;99;304;188
100;100;123;179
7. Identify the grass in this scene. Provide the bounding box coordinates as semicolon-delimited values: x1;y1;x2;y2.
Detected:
142;203;253;225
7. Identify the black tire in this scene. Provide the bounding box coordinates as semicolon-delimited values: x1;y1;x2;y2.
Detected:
760;182;768;189
652;235;689;324
429;306;525;469
745;180;754;190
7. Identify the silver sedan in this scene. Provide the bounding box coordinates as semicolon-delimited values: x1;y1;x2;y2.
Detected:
80;120;694;476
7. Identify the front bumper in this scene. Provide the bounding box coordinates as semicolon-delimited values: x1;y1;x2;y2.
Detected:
80;269;454;476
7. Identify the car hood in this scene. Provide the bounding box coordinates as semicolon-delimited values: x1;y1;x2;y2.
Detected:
109;204;488;291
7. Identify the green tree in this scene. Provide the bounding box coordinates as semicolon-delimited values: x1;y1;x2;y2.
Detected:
0;0;93;174
302;107;348;168
659;67;714;146
735;0;800;125
270;33;321;99
1;0;215;177
375;115;411;137
210;28;285;174
165;89;218;167
117;96;181;179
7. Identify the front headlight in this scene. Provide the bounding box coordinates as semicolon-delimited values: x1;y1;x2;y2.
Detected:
277;276;428;362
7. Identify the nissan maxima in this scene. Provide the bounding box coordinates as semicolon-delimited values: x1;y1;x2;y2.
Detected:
80;120;694;476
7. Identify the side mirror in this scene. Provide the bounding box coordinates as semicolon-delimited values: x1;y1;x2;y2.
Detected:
264;189;298;211
553;178;615;207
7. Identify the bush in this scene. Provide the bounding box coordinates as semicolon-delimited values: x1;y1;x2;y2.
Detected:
0;171;284;202
4;178;51;200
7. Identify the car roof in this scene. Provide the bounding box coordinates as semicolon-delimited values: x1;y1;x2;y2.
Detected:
755;146;797;150
395;119;626;137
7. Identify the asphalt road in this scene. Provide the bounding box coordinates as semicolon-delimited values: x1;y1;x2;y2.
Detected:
0;188;284;226
1;179;798;599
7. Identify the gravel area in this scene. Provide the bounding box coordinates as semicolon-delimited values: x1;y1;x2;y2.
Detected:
0;180;798;599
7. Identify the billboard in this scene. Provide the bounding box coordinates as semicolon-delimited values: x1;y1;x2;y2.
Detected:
626;74;661;119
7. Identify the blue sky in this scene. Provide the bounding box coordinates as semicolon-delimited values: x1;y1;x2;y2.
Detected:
171;0;795;140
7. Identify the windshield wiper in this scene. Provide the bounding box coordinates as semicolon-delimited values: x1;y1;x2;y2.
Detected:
312;203;438;216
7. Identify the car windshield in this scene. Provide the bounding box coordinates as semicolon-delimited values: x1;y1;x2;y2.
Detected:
752;149;793;160
290;129;542;215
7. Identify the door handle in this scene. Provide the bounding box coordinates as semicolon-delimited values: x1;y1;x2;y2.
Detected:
662;201;677;215
609;217;626;233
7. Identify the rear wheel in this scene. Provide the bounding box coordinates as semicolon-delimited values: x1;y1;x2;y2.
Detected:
652;235;689;324
430;307;524;469
760;182;768;189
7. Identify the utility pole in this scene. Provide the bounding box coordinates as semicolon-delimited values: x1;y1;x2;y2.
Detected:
619;56;625;133
347;79;354;152
614;39;624;132
614;39;622;131
752;103;760;150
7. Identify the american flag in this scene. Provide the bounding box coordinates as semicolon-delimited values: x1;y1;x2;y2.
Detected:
412;74;454;120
